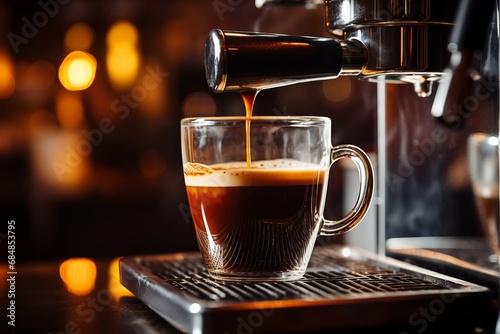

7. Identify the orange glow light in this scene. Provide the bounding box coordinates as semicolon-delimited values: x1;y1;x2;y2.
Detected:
106;20;140;91
108;257;133;301
59;51;97;91
59;258;97;296
30;129;93;192
56;90;85;129
64;22;95;51
0;49;15;99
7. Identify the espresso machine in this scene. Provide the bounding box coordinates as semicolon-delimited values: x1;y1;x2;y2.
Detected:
120;1;500;332
204;0;500;288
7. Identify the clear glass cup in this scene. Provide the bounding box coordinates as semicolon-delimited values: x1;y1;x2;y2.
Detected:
181;116;374;281
467;133;499;261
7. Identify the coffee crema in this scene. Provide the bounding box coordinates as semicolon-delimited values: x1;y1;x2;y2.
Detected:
184;160;327;279
184;160;326;187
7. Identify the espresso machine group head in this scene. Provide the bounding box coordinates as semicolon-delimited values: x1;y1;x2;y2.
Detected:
205;0;496;98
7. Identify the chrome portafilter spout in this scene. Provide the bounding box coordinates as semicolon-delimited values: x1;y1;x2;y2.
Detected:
205;0;460;97
204;29;367;92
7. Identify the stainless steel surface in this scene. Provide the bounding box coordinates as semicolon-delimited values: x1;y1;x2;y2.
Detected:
386;237;499;296
325;0;455;28
326;0;458;96
120;245;492;334
205;0;461;96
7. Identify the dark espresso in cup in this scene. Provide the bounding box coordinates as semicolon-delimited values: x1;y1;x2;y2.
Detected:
184;159;327;280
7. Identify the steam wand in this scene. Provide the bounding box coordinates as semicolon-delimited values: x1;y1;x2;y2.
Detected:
431;0;496;126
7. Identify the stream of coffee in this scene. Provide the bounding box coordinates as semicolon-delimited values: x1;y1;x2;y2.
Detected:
240;90;259;168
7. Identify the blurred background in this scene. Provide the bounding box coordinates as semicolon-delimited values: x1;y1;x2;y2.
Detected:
0;0;377;262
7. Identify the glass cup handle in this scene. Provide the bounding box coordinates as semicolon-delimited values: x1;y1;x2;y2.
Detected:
319;144;374;236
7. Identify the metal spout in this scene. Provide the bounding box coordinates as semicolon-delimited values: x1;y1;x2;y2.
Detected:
205;29;366;92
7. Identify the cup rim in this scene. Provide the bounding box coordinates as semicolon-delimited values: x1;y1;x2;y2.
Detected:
181;115;331;125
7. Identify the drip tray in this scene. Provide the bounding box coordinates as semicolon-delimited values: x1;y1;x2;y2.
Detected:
120;245;492;333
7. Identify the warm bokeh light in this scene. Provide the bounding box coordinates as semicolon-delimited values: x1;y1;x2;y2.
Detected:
108;258;133;301
0;49;15;99
59;51;97;91
30;128;92;193
182;91;217;117
106;47;140;90
56;90;85;129
59;258;97;296
64;22;95;51
106;20;138;46
106;20;140;91
68;59;93;86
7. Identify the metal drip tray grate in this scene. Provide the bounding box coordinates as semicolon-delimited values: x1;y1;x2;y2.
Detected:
120;245;491;333
140;250;444;301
